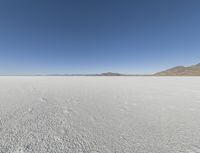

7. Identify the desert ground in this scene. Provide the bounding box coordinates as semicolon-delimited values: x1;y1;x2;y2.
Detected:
0;76;200;153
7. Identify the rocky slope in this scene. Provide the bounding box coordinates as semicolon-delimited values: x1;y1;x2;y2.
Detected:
155;63;200;76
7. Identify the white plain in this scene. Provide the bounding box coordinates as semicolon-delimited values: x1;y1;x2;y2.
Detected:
0;76;200;153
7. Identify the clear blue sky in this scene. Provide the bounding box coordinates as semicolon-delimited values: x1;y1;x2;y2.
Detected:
0;0;200;75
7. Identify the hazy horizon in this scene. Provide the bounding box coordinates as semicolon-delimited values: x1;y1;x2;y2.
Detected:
1;0;200;75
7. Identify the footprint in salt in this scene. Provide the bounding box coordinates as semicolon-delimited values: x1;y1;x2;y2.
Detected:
27;108;33;113
65;98;71;103
63;108;74;117
54;135;62;142
89;116;97;122
59;127;68;137
40;97;47;103
63;109;69;114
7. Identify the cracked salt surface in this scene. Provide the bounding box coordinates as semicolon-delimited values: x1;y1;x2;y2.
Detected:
1;76;200;153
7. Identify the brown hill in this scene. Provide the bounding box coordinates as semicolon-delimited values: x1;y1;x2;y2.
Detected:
154;63;200;76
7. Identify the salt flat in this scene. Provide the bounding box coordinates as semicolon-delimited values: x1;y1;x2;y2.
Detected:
0;76;200;153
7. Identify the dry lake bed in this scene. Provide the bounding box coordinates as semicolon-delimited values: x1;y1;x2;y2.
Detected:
0;76;200;153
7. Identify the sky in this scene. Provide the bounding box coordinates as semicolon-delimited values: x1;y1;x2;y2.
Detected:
0;0;200;75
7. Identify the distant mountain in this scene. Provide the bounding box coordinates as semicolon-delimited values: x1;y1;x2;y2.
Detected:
154;63;200;76
97;72;123;76
47;72;124;76
46;64;200;76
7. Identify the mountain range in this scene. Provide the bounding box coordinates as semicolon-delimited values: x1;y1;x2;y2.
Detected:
99;63;200;76
154;63;200;76
9;63;200;76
